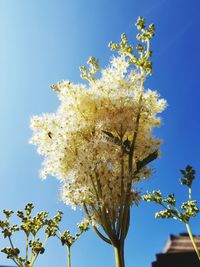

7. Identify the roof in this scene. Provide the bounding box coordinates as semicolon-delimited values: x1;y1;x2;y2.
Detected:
164;233;200;253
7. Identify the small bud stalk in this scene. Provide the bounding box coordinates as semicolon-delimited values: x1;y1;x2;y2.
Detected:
185;223;200;261
67;246;71;267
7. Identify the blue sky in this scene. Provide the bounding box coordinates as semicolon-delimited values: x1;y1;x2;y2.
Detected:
0;1;200;267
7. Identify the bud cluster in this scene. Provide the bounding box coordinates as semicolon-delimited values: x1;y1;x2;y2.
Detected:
59;219;89;248
79;56;99;82
0;203;76;267
143;166;199;223
109;17;155;74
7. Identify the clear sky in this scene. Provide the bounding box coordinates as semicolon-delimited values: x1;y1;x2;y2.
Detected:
0;1;200;267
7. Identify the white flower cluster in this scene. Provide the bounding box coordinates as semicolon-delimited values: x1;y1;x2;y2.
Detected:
30;55;166;224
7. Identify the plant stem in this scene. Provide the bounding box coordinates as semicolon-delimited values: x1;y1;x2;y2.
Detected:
114;246;120;267
25;234;29;263
113;242;125;267
11;258;20;267
67;246;71;267
189;187;192;200
186;222;200;260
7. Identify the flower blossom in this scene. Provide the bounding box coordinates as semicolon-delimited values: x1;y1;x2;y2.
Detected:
30;54;166;224
30;18;167;250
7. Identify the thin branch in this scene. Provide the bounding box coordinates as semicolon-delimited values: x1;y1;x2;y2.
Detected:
92;226;112;244
83;203;111;244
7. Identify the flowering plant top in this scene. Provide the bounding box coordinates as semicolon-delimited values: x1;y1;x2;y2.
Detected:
30;17;166;267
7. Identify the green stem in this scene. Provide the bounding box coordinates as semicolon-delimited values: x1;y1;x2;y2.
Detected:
11;258;20;267
117;145;125;237
186;223;200;261
25;234;29;263
8;236;15;249
67;246;71;267
189;187;192;200
83;203;111;244
92;225;111;244
113;242;125;267
93;173;117;243
114;247;120;267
